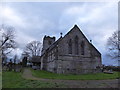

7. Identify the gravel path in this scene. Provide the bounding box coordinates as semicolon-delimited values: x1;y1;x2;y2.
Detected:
22;68;119;88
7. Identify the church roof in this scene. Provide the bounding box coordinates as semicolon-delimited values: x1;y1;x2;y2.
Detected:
42;24;101;56
64;25;101;55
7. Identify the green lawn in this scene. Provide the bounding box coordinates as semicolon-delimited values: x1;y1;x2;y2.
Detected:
0;72;2;89
2;71;64;88
2;70;120;88
31;69;120;80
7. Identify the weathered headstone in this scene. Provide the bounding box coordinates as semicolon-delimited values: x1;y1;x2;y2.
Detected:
22;57;27;67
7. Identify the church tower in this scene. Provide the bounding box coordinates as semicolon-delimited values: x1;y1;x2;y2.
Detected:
41;35;55;54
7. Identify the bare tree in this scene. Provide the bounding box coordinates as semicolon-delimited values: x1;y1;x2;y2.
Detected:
23;41;42;58
0;24;17;63
106;30;120;59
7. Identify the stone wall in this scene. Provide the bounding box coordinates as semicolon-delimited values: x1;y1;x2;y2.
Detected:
41;25;102;74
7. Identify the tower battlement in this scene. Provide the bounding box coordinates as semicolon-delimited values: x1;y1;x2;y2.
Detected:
42;35;56;54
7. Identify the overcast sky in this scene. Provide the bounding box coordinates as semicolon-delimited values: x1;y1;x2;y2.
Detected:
0;2;118;65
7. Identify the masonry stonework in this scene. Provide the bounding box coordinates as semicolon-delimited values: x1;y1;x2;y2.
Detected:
41;25;102;74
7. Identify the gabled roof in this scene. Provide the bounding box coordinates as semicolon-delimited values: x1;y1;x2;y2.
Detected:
64;25;101;55
42;24;101;56
41;25;80;55
65;25;89;43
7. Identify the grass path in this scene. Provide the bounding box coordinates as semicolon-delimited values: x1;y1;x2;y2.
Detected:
22;68;42;80
22;68;119;88
3;71;64;88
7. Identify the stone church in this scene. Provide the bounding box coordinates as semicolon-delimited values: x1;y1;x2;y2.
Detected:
40;25;102;74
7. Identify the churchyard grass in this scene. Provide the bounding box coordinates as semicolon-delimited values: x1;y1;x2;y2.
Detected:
2;71;65;88
0;72;2;89
31;69;120;80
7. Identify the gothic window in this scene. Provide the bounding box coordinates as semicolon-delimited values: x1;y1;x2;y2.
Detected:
68;39;72;54
81;41;85;55
75;36;79;55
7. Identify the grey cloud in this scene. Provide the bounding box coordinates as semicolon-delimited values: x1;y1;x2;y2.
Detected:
0;2;118;65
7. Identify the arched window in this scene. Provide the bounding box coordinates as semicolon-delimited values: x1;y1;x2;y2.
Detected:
81;41;85;55
75;36;79;55
68;39;72;54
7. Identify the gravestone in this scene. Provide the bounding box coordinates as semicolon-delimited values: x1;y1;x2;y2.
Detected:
22;57;27;67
